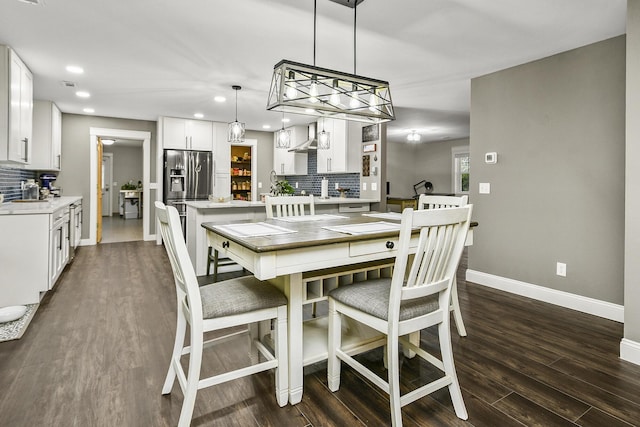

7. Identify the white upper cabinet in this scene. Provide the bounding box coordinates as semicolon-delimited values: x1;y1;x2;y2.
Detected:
161;116;213;151
273;125;308;176
0;46;33;164
316;118;360;174
29;100;62;171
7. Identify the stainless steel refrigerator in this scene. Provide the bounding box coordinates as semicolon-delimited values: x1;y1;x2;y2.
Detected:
163;149;213;235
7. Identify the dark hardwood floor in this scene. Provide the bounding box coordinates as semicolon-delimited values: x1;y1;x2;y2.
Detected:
1;241;639;426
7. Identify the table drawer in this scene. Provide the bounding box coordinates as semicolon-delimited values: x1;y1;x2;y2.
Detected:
338;203;370;213
349;235;418;257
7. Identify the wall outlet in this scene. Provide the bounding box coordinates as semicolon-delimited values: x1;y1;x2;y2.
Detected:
556;262;567;277
295;182;298;188
258;182;262;189
479;182;491;194
335;182;339;190
362;182;367;191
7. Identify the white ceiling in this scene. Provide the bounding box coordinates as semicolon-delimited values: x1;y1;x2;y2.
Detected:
0;0;627;144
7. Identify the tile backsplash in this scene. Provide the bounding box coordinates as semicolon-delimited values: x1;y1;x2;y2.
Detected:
0;167;37;201
284;150;360;198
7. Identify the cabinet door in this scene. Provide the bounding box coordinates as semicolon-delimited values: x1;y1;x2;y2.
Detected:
316;119;334;173
29;100;61;170
51;103;62;169
49;224;62;288
8;51;32;163
187;120;213;150
273;125;308;175
317;119;351;173
162;117;188;149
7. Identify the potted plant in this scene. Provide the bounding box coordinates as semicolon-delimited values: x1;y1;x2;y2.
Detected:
271;179;295;196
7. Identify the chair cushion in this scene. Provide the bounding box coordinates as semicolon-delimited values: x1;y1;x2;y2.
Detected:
199;276;287;319
328;278;439;321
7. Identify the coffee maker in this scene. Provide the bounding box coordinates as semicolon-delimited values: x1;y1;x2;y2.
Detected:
39;173;61;197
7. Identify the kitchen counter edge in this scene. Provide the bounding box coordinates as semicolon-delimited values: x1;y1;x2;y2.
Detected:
185;198;379;209
0;196;83;215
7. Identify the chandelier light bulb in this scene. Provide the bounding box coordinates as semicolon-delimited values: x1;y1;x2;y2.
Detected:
368;90;379;114
285;71;298;99
309;77;319;103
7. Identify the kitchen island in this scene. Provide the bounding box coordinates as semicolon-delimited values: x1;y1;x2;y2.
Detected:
185;197;379;275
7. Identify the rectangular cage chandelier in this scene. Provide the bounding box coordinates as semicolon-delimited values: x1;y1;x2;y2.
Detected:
267;59;394;124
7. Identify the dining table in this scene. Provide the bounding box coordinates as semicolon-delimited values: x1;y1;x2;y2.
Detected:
202;212;476;405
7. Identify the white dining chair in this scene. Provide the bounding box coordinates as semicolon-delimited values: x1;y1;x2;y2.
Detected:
155;201;289;427
265;194;315;219
264;194;318;316
327;206;471;427
417;194;469;337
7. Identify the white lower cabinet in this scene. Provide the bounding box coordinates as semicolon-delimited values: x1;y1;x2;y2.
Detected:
0;198;80;307
49;206;70;288
0;214;49;306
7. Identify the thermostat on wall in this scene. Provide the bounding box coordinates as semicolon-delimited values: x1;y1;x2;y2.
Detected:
485;152;498;164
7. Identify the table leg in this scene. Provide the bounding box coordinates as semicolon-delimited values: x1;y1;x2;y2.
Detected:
284;272;304;405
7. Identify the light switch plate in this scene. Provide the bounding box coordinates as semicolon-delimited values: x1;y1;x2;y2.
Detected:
362;182;367;190
372;182;377;191
479;183;491;194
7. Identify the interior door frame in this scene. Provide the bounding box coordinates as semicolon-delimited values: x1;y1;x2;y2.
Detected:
89;128;152;245
102;152;113;216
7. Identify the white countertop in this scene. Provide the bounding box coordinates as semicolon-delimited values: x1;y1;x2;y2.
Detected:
0;196;82;215
185;197;379;210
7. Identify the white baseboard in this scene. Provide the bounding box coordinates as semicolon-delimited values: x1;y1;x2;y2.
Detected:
466;269;624;323
620;339;640;365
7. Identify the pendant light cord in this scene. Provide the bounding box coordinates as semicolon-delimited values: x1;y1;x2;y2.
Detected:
353;0;357;75
313;0;317;66
235;88;238;121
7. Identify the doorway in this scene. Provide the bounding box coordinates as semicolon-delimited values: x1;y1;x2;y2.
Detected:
102;152;113;217
89;128;152;245
101;142;144;243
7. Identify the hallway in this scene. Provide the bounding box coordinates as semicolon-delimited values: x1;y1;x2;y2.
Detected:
101;216;143;243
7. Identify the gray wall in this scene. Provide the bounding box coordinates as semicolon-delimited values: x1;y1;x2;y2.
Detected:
58;114;157;239
626;1;640;344
245;129;274;197
103;144;143;214
469;36;625;304
387;138;469;198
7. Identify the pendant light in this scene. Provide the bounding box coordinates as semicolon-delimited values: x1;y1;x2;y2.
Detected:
407;131;421;142
228;85;245;142
317;118;330;150
267;0;394;124
276;109;291;149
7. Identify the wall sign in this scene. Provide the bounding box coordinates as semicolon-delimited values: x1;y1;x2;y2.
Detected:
363;143;377;153
362;124;379;142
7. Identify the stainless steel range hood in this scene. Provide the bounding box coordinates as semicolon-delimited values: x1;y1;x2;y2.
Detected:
288;122;317;153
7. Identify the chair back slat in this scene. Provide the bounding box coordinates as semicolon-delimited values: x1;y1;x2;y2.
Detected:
418;194;468;210
265;195;315;219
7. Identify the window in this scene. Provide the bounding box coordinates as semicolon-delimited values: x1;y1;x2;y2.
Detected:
452;146;470;194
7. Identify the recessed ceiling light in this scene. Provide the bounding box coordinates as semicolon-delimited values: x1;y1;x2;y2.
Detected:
193;113;204;119
83;108;95;113
262;125;271;129
101;139;115;146
214;96;226;103
66;65;84;74
76;91;90;98
282;118;290;123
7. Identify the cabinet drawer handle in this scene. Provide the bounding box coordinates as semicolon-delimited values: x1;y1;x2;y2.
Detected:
385;241;394;249
222;241;230;249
